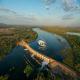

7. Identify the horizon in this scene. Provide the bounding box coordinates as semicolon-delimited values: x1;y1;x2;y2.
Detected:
0;0;80;27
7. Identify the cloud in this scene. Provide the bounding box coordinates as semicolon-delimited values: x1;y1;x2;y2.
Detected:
0;7;17;14
0;8;38;25
62;0;80;12
43;0;56;5
62;14;74;20
42;0;56;9
0;7;36;19
42;0;80;12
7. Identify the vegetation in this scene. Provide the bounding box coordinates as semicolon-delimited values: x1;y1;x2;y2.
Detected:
0;26;80;80
24;65;33;77
62;48;74;68
42;27;80;35
43;27;80;79
0;75;8;80
0;27;38;60
65;35;80;73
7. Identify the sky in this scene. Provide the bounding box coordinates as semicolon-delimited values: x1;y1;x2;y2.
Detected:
0;0;80;27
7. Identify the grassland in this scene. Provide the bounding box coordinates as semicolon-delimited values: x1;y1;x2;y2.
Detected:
42;27;80;35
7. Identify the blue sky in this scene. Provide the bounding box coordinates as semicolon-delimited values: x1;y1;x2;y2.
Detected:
0;0;80;27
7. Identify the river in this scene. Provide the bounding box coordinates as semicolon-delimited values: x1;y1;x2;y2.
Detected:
0;28;70;78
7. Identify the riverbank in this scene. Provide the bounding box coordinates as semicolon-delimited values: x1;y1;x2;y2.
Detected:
42;27;80;76
42;27;80;35
0;27;38;60
0;27;79;80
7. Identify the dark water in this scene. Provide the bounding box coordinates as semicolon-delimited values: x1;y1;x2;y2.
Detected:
30;28;70;61
0;46;26;75
0;28;70;77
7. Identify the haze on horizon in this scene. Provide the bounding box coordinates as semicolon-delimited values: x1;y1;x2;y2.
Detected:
0;0;80;27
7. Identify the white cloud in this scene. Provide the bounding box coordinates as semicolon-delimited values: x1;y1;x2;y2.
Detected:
42;0;56;9
62;0;80;11
0;7;39;25
42;0;80;12
0;6;80;27
62;14;74;20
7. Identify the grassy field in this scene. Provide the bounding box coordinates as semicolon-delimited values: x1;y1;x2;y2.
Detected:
42;27;80;35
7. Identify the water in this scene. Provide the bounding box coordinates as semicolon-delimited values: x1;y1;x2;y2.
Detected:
0;28;70;76
0;46;26;75
30;28;70;61
66;32;80;36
